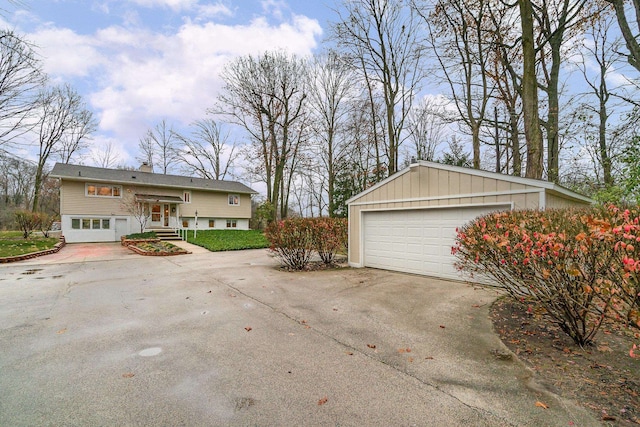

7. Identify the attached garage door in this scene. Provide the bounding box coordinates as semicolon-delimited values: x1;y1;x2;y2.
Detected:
362;205;509;280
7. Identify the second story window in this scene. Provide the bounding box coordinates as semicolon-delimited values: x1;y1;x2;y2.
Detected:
183;191;191;203
86;184;121;198
228;194;239;206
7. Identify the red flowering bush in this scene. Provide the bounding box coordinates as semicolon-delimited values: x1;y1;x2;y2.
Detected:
265;218;314;270
453;205;640;347
308;217;348;264
265;217;348;269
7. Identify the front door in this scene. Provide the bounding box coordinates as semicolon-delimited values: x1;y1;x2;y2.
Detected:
151;204;162;227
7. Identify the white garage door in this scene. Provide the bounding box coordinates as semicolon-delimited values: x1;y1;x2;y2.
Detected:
362;205;509;280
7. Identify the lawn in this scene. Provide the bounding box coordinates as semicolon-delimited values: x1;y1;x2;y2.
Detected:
186;229;269;251
0;231;59;257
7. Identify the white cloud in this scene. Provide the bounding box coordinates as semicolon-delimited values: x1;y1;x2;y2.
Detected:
24;12;322;152
196;3;233;20
126;0;199;12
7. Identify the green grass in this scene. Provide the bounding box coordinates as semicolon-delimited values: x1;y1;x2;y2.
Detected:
125;231;157;239
186;229;269;252
0;231;59;257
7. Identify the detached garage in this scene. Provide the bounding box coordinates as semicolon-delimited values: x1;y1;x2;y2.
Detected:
347;161;592;281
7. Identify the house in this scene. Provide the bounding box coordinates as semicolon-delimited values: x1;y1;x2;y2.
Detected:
347;160;593;281
50;162;257;243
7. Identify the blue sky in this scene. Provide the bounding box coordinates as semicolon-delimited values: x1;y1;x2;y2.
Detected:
4;0;336;168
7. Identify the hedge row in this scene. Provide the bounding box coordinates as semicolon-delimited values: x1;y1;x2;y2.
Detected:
265;217;348;270
453;205;640;349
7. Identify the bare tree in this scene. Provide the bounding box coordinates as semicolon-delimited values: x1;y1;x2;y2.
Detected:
173;118;238;180
0;30;46;148
307;51;356;217
331;0;425;175
137;119;179;174
121;189;149;233
56;104;96;163
416;0;494;169
606;0;640;73
406;96;448;161
217;50;308;219
32;84;93;211
576;11;625;187
92;141;122;168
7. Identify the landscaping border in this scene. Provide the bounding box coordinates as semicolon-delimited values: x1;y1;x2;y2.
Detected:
126;243;190;256
0;236;66;264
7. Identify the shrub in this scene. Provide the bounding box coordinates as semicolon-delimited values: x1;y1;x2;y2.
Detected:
265;218;314;270
14;210;43;239
39;213;57;238
453;206;640;347
308;217;348;264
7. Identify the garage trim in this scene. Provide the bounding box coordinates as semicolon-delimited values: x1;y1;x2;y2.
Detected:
350;201;514;269
348;188;543;207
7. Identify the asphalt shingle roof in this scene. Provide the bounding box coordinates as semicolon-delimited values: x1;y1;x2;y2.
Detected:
50;163;257;194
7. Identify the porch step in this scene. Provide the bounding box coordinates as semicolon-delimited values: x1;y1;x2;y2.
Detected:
146;228;182;241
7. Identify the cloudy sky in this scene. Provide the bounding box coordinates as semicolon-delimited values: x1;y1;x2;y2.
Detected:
5;0;333;167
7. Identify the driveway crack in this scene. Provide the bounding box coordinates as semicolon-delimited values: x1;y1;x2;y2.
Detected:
219;279;519;427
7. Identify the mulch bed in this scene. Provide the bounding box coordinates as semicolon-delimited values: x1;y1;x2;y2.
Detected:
492;298;640;425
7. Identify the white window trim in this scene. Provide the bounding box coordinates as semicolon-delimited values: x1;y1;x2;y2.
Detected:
226;219;237;228
71;217;111;230
85;183;122;198
228;194;240;206
183;190;191;204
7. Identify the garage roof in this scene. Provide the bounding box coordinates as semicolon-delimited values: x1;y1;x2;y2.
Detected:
346;161;592;205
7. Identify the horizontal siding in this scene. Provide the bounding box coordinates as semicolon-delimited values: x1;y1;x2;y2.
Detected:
61;179;251;219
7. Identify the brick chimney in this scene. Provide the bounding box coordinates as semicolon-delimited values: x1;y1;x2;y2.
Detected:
139;162;153;173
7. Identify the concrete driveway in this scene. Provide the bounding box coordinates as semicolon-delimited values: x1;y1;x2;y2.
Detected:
0;244;598;426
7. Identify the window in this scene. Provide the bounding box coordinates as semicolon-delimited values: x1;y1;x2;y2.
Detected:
228;194;240;206
182;220;189;228
226;219;237;228
71;218;110;230
86;184;122;198
183;191;191;203
151;204;161;222
209;219;215;228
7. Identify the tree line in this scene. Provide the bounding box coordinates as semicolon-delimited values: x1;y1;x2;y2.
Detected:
2;0;640;227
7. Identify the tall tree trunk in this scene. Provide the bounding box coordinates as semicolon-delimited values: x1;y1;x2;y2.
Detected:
519;0;544;179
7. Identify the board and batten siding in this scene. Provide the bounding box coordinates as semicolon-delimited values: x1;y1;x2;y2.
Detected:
349;164;550;267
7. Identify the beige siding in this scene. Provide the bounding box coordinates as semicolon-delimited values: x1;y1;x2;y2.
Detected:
60;179;252;219
546;193;591;209
347;164;581;266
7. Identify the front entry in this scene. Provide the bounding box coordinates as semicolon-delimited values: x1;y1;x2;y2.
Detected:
150;204;169;227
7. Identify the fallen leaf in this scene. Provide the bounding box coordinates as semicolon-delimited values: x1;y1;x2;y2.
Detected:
318;397;328;406
535;401;549;409
367;344;376;349
207;290;212;293
56;328;67;334
345;351;354;356
122;372;135;378
407;357;414;363
602;415;616;421
245;326;252;332
472;304;480;308
300;320;307;324
332;308;338;311
439;325;446;329
425;356;434;360
229;293;237;298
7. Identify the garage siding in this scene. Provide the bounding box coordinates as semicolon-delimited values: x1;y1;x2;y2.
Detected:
347;162;592;279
